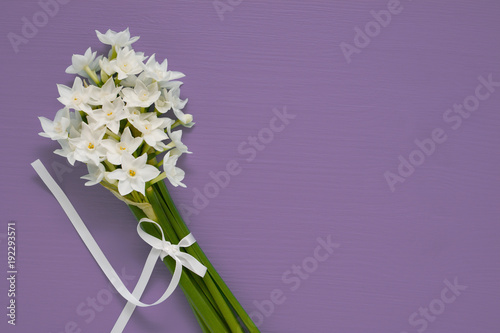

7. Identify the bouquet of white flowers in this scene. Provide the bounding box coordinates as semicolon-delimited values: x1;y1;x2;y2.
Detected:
36;28;259;333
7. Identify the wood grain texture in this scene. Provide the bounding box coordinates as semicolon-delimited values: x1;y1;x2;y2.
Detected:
1;0;499;332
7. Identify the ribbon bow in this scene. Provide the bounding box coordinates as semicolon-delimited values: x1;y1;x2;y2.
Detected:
137;218;207;277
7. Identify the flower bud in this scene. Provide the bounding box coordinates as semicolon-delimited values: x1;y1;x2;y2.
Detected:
183;114;193;124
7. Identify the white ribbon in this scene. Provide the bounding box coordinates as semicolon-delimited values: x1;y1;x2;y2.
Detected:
31;159;206;333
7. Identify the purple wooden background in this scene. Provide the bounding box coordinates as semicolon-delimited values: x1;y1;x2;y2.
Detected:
1;0;500;332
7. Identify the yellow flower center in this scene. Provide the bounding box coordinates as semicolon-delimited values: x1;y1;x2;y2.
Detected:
107;112;113;116
120;146;126;151
129;170;136;177
88;143;95;149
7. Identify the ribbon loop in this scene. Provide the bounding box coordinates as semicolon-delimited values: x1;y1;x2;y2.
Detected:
137;218;207;277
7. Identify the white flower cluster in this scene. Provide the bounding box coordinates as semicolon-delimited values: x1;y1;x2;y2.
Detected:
39;28;192;197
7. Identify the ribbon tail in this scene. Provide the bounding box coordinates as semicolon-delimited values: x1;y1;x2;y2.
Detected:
31;160;150;306
176;252;207;277
177;233;196;247
32;162;187;302
32;159;204;333
111;248;161;333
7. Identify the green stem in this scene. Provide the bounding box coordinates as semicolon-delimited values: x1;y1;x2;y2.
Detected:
110;46;118;60
103;160;116;172
152;148;169;157
100;180;118;192
101;70;109;84
154;182;257;332
106;129;120;141
148;189;225;319
84;65;101;86
129;204;230;333
154;182;259;332
171;119;183;129
141;143;151;156
189;299;211;333
123;182;259;332
148;172;167;186
145;189;230;331
155;190;243;332
131;191;142;203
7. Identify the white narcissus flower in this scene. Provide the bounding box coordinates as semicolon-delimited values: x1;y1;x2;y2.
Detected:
54;139;77;165
99;57;116;76
125;106;142;124
101;127;142;165
89;98;127;134
120;72;153;88
69;123;107;166
167;128;190;154
122;79;161;108
136;114;171;151
180;120;195;128
143;54;185;83
156;86;191;124
119;74;138;88
112;47;146;80
154;89;173;114
159;80;185;90
38;108;71;140
88;78;122;105
65;47;98;75
57;77;92;113
126;111;153;128
81;163;106;186
107;153;160;196
53;125;80;165
96;28;139;49
163;151;186;188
